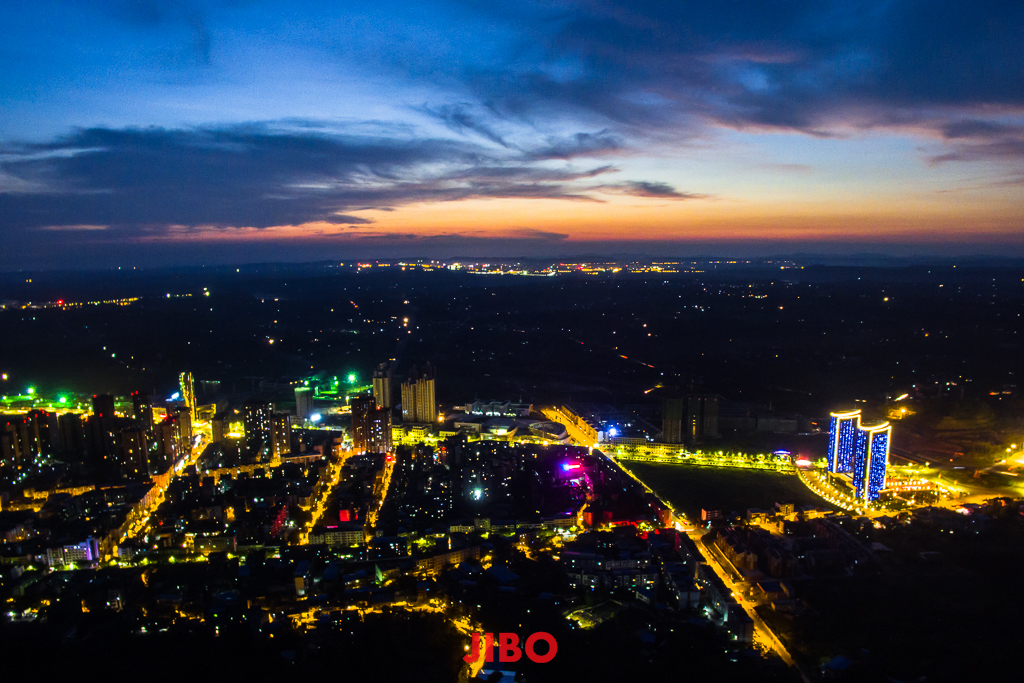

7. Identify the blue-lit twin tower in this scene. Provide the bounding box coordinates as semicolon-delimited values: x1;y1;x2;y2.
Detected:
827;410;890;502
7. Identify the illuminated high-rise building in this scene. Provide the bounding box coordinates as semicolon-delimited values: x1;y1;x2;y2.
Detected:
131;392;154;435
372;362;393;409
295;386;313;421
367;406;393;454
151;409;191;473
827;409;891;502
271;412;292;458
118;429;151;479
1;416;35;470
350;396;374;451
166;408;192;458
179;372;196;422
152;421;176;472
242;399;271;459
853;422;891;502
400;364;436;424
827;410;861;474
27;410;58;457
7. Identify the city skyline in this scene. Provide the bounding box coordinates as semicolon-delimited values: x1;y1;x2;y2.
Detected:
1;1;1023;269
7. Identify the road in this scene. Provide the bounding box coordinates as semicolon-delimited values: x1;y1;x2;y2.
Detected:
364;455;394;535
611;448;806;677
540;407;596;447
690;529;803;676
299;450;346;544
116;431;209;551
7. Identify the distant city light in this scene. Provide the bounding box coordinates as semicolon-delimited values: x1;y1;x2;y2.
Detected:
347;373;357;383
561;463;582;471
795;458;812;467
170;392;180;400
607;427;618;437
472;488;483;500
26;387;34;395
1;374;6;380
58;396;67;404
310;413;322;423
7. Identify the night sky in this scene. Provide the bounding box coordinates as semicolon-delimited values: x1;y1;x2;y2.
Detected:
1;1;1022;268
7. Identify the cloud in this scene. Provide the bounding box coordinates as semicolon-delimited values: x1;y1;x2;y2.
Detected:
929;120;1024;163
322;214;375;225
526;131;624;160
432;0;1024;151
508;228;569;240
0;122;636;237
419;103;510;147
39;224;109;231
595;181;707;199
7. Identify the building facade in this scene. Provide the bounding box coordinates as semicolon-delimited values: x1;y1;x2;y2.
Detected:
400;364;437;424
242;399;271;459
852;422;891;502
686;395;719;442
662;397;684;444
827;410;860;474
372;362;393;409
827;409;890;502
294;387;313;421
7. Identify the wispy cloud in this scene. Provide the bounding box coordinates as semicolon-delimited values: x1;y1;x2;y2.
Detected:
595;181;708;199
0;122;700;237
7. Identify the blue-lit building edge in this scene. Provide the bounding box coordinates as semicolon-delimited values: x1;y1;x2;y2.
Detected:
852;431;869;498
827;417;838;472
835;418;857;474
853;431;889;501
866;432;888;501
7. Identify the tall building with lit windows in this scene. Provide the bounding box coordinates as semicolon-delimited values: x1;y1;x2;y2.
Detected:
179;372;196;422
400;364;436;423
373;362;394;409
827;409;890;502
827;410;861;474
131;391;154;435
853;422;891;502
270;412;292;458
350;396;374;451
242;399;271;460
367;407;392;454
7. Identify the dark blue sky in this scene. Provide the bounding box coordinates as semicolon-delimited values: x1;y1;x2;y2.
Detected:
1;1;1022;268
